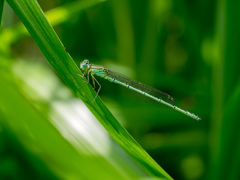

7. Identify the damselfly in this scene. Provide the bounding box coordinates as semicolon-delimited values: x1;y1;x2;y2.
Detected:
77;60;201;120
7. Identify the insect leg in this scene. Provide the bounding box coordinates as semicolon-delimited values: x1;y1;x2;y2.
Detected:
91;74;101;103
76;69;89;83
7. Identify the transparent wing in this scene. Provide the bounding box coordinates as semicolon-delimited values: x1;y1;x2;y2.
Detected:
104;69;175;105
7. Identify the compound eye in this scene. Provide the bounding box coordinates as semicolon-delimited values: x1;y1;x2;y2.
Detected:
80;62;87;70
80;59;89;70
81;64;86;69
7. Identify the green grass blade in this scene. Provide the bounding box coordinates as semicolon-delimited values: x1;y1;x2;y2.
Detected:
209;0;240;179
0;59;72;179
209;80;240;180
1;0;106;44
0;58;143;179
0;0;4;26
6;0;172;179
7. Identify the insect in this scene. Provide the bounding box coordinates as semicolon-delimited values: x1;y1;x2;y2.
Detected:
77;59;201;120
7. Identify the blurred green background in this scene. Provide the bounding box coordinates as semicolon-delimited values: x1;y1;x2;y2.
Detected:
0;0;240;179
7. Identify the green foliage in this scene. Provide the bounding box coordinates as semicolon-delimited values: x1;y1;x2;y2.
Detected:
1;0;171;179
1;0;240;179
